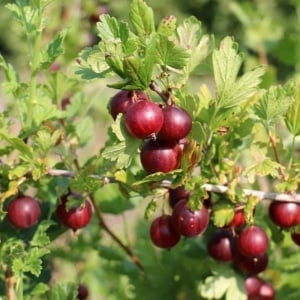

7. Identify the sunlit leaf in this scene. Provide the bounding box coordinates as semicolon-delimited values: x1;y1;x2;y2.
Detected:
212;202;235;227
254;85;294;126
130;0;155;36
213;37;264;109
156;34;190;70
176;16;212;73
286;83;300;136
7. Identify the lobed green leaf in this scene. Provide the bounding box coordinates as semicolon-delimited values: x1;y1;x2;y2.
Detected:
213;37;264;109
0;133;33;162
156;34;190;70
254;85;294;127
47;282;78;300
157;15;177;36
286;83;300;136
176;16;212;73
244;157;282;183
41;31;65;69
130;0;155;36
211;202;235;228
0;54;20;95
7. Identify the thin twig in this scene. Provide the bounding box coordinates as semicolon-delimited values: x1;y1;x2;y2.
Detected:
88;195;144;271
203;184;300;202
149;80;171;104
47;168;300;202
5;270;14;300
269;134;287;181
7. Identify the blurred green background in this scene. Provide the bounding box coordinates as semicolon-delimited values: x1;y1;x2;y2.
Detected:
2;0;300;81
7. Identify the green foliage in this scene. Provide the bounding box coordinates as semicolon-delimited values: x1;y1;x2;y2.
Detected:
129;0;155;36
46;282;78;300
101;115;142;169
286;82;300;136
254;85;294;128
213;37;263;109
199;267;246;300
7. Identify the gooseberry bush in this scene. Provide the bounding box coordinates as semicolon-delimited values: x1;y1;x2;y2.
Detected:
0;0;300;299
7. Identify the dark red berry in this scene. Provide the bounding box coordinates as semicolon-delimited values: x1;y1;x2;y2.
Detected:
150;215;180;249
259;282;275;300
203;192;213;209
140;139;181;173
61;95;71;111
7;196;41;229
269;201;300;228
207;229;235;262
168;186;190;209
89;5;109;24
237;225;268;257
234;250;269;275
77;284;89;300
125;100;164;139
245;276;263;299
291;230;300;246
223;208;245;229
109;90;148;120
56;196;92;231
158;105;192;141
171;200;209;237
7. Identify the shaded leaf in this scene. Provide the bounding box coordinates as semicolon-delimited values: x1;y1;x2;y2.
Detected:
144;199;157;220
41;31;65;69
31;283;49;297
47;282;77;300
98;244;124;261
93;183;134;214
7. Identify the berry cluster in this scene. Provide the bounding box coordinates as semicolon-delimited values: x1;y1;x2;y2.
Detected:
149;186;209;249
148;185;283;299
109;90;192;173
245;276;275;300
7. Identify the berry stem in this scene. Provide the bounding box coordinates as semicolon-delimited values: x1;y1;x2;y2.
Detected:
149;80;172;105
269;133;286;181
4;270;14;300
